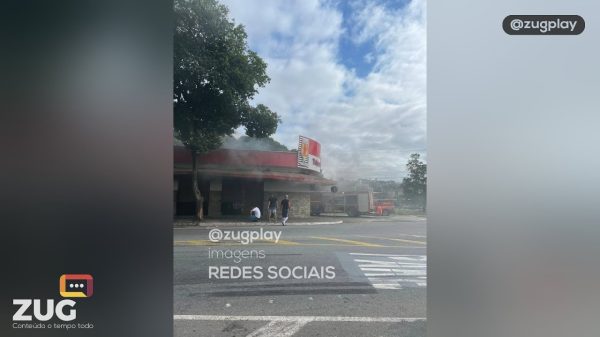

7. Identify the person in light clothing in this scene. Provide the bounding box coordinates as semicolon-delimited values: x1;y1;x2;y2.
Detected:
249;206;261;222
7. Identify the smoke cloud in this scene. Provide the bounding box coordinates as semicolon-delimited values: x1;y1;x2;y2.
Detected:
223;0;426;181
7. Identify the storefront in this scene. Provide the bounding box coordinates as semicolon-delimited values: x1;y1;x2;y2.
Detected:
174;137;334;218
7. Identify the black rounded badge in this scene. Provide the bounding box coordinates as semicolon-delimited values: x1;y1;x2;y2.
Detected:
503;15;585;35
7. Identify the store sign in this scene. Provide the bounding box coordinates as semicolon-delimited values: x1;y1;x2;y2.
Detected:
297;136;321;172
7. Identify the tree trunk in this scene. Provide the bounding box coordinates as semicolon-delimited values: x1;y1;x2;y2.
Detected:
191;150;204;221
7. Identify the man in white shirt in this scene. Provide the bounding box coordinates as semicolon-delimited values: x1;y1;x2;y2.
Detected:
249;206;261;222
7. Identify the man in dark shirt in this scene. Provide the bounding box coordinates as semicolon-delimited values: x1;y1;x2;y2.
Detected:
267;195;278;223
280;194;290;226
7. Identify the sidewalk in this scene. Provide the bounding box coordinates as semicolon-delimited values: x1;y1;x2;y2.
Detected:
173;216;344;227
318;213;426;221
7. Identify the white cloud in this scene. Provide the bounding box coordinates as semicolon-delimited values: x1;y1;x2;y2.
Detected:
223;0;426;181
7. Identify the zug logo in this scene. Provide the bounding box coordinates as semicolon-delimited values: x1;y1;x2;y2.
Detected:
60;274;94;298
12;299;76;321
12;274;93;322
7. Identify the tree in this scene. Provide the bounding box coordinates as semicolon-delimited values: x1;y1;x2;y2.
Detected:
174;0;280;220
243;104;281;138
402;153;427;211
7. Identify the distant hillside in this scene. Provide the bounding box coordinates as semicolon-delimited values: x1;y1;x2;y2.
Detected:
220;136;293;152
175;135;294;152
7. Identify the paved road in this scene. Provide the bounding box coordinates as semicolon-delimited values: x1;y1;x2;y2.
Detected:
174;216;426;337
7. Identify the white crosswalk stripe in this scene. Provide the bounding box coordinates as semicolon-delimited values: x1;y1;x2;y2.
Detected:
350;253;427;289
175;315;425;337
246;320;309;337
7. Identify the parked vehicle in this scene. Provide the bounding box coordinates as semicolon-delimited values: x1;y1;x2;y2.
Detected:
374;199;395;216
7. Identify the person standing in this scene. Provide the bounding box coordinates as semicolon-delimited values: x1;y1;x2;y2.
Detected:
280;194;290;226
267;195;278;223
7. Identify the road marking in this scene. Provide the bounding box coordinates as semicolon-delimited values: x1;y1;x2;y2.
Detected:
349;253;427;289
310;236;385;247
174;315;425;322
398;234;427;238
174;239;301;246
175;315;425;336
246;320;308;337
349;252;418;257
364;273;396;276
259;239;301;245
174;239;425;248
357;235;426;245
174;241;423;248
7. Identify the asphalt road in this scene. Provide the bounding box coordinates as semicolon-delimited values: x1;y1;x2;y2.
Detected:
174;216;426;337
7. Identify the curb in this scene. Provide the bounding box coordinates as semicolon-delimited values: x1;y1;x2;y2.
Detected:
280;220;343;226
173;220;343;228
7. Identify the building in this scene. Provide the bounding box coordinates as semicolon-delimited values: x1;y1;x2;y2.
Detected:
174;136;335;218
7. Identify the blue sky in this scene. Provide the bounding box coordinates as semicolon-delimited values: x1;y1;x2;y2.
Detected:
337;1;376;78
337;0;412;78
222;0;426;181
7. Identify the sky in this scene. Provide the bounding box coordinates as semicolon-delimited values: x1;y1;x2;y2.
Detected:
221;0;426;181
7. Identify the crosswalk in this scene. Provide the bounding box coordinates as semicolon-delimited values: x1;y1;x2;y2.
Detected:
245;320;308;337
174;315;426;337
350;253;426;290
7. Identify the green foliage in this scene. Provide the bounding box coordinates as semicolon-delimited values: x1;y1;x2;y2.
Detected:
243;104;281;138
174;0;279;152
402;153;427;209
